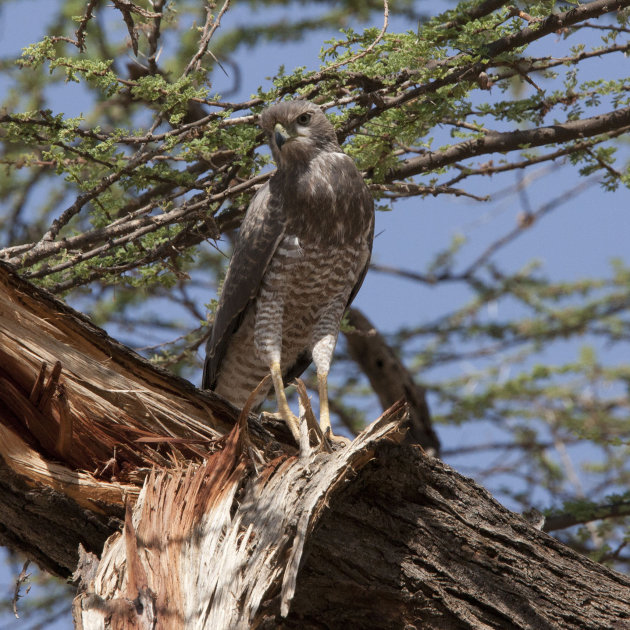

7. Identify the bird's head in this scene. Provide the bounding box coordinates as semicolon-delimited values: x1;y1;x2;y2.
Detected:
259;100;340;167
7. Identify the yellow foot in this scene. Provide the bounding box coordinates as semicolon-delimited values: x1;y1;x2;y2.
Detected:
268;361;302;444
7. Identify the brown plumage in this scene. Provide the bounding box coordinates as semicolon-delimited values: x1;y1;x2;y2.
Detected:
203;100;374;441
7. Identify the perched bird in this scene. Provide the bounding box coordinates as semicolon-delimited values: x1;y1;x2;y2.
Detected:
203;100;374;442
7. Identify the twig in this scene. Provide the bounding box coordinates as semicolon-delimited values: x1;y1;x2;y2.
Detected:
306;0;389;82
544;500;630;532
372;182;489;202
76;0;100;51
438;0;509;35
184;0;231;76
584;147;623;179
460;177;597;278
146;0;166;75
12;560;31;618
112;0;162;19
369;264;443;284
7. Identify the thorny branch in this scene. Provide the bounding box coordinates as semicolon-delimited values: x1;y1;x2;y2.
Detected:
75;0;100;52
0;0;628;305
370;176;597;287
12;560;31;619
2;100;628;278
8;171;267;274
386;106;630;181
183;0;231;76
0;0;627;373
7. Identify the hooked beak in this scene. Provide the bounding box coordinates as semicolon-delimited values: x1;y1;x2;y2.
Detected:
274;123;290;150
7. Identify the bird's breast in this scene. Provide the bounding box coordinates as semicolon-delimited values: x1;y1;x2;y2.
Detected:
263;233;367;307
276;152;373;245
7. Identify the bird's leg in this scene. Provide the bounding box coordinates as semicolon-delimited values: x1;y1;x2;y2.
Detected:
255;295;301;443
317;371;331;436
269;360;301;442
312;332;350;445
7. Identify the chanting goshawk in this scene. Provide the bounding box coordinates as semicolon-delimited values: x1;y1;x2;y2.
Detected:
202;100;374;442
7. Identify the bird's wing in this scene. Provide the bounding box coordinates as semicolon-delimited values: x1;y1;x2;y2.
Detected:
346;192;375;309
203;182;285;389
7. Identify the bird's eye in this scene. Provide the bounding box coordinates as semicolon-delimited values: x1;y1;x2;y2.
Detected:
296;113;312;126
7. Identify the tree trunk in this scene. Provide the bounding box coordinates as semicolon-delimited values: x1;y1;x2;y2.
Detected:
0;261;629;629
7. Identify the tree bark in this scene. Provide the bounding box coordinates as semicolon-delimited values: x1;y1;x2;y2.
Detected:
0;261;629;629
284;444;630;629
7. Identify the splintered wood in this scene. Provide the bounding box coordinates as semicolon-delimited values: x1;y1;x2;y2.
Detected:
74;403;407;630
77;405;405;630
0;262;231;493
0;261;410;628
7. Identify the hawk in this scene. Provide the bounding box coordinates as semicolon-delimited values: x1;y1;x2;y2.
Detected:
203;100;374;442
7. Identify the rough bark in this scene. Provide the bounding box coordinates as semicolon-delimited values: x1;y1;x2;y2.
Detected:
0;261;629;629
284;445;630;629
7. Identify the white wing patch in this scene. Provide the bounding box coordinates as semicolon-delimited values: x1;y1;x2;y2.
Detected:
330;152;350;162
276;234;302;258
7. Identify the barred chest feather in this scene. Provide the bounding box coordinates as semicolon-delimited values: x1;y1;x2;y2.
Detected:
212;234;368;407
254;230;369;379
261;231;368;310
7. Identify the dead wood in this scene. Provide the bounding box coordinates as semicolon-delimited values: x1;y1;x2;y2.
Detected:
0;259;273;574
0;261;629;629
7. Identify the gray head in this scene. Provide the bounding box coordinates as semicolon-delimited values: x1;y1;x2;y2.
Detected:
259;100;340;167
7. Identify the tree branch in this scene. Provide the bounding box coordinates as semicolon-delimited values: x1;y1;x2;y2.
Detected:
386;106;630;181
1;263;630;628
344;308;440;454
545;500;630;533
183;0;231;76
